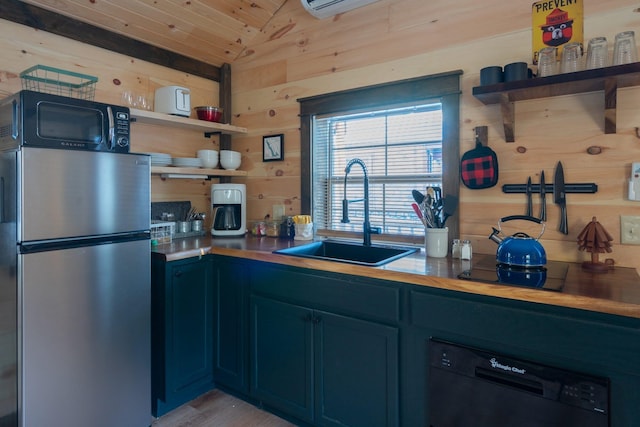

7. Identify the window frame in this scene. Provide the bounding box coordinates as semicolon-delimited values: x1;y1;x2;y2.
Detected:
298;70;462;244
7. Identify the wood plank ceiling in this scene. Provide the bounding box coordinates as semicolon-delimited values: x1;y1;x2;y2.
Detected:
19;0;289;67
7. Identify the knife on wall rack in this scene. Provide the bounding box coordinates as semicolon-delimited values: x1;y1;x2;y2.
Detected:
539;171;546;221
554;161;569;235
525;177;533;216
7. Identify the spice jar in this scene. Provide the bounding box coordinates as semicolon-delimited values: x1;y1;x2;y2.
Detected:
461;239;473;260
252;221;266;237
266;221;280;237
451;239;461;259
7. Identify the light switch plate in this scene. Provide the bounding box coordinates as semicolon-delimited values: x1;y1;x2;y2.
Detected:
620;215;640;245
273;204;285;220
628;162;640;201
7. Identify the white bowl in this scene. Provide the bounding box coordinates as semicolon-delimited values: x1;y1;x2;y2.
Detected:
197;149;218;168
220;150;241;170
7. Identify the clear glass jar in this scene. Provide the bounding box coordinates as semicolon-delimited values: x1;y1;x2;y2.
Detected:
266;221;280;237
252;221;266;237
461;239;472;260
451;239;461;259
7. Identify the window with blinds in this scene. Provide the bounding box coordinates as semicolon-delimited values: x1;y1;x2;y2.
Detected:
312;103;443;238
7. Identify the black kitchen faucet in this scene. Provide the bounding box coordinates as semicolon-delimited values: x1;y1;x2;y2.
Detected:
341;158;381;246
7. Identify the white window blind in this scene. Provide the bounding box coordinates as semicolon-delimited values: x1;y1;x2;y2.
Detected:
311;103;443;238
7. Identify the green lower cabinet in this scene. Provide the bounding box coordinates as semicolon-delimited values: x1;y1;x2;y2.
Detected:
213;256;249;394
152;255;215;417
250;295;399;427
250;295;314;422
315;307;399;427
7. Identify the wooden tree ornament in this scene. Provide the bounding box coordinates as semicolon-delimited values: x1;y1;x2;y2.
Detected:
577;217;614;272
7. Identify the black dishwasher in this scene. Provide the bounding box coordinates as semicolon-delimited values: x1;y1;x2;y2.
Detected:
428;339;609;427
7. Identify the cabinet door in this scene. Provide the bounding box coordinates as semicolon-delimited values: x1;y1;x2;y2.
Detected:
213;257;248;393
154;256;214;416
250;295;314;423
315;311;399;427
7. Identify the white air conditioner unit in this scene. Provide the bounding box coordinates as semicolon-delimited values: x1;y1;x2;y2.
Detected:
301;0;382;19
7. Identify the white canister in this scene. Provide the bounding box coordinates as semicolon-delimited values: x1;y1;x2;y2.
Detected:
425;227;449;258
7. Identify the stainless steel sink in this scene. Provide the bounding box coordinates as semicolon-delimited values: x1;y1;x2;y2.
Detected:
272;240;418;266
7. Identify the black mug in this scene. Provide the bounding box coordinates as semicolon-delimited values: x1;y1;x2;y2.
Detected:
480;66;503;85
504;62;528;82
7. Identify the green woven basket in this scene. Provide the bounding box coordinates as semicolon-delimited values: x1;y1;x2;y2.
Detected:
20;65;98;100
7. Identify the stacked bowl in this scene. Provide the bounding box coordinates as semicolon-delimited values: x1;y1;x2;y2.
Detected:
220;150;241;170
197;149;218;169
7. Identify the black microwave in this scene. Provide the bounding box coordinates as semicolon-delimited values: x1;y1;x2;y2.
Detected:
0;90;130;152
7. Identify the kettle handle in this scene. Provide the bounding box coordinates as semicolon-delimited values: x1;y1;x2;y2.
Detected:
500;215;543;224
498;215;546;240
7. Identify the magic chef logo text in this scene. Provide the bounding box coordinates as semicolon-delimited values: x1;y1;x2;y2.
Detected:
489;358;527;375
535;1;577;47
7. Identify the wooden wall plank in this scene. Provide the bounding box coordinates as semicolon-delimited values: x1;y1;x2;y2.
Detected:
21;0;288;66
3;0;221;80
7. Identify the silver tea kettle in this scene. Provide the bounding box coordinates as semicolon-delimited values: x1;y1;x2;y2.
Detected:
489;215;547;268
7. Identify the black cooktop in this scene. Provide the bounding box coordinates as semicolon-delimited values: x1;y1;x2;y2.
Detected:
458;257;570;291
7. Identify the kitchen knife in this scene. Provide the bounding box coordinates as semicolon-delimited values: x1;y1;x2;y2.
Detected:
539;171;546;221
525;177;532;216
553;162;568;234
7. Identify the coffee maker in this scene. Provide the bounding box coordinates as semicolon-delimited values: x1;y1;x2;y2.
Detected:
211;183;246;236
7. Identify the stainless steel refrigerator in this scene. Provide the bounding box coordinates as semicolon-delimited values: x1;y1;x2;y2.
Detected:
0;146;151;427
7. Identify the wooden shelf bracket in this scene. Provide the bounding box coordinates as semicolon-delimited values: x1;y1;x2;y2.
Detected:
603;77;618;135
499;94;515;143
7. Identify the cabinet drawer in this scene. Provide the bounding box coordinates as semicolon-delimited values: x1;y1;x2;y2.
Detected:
251;263;400;324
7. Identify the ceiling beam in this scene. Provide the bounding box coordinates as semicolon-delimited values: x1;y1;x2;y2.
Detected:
0;0;221;81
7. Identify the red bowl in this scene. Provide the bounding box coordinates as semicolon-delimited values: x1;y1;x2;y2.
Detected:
195;106;223;123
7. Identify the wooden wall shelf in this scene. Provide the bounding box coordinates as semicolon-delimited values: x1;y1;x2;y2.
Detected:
152;166;247;179
472;62;640;142
130;108;247;136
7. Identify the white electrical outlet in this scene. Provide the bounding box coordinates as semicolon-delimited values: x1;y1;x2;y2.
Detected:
620;216;640;245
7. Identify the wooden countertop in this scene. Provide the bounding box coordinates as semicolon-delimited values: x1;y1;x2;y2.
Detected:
152;235;640;319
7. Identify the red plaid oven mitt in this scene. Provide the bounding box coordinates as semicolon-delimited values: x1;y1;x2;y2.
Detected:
460;140;498;189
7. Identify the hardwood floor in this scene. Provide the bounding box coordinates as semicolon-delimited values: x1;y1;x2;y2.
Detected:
151;390;297;427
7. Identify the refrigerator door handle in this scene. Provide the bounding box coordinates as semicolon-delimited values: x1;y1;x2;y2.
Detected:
12;99;19;139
